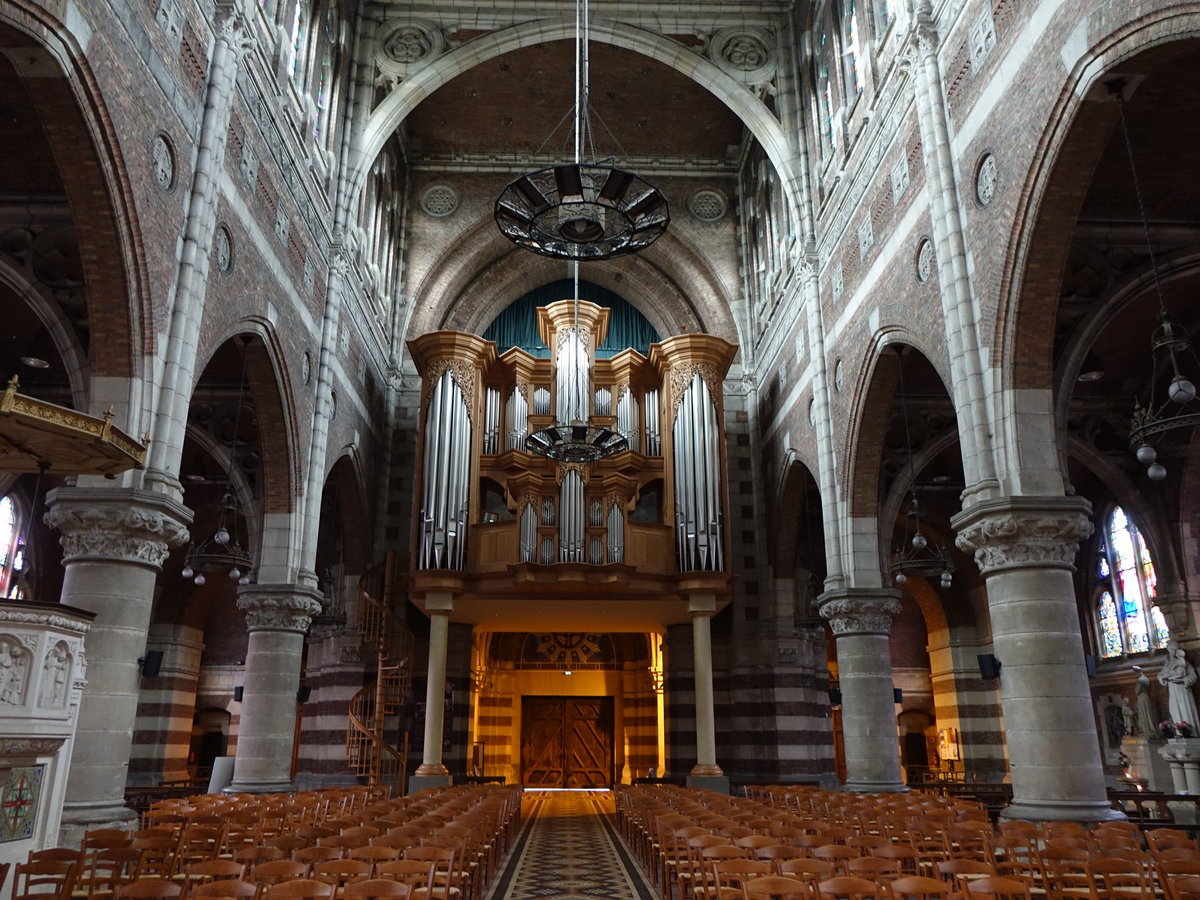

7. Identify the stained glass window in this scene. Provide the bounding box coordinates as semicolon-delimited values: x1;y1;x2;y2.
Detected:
875;0;899;29
1096;505;1168;658
815;14;835;154
289;2;307;81
0;496;22;600
843;1;863;98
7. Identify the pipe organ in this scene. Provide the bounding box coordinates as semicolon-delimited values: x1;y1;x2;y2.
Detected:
407;300;737;628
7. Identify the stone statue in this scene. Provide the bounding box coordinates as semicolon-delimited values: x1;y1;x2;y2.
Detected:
1122;697;1135;736
1158;641;1200;730
1104;700;1125;748
1134;665;1157;737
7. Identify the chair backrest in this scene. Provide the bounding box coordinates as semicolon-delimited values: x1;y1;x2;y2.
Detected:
189;879;260;900
814;875;883;899
296;848;342;866
183;860;247;881
115;878;182;900
374;860;435;887
1172;874;1200;900
344;880;412;900
963;875;1033;900
1088;856;1155;899
250;860;312;886
742;874;811;900
80;848;145;897
265;879;336;900
888;875;958;900
13;858;78;900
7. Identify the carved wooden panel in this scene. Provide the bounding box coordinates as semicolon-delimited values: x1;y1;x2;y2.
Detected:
521;696;613;788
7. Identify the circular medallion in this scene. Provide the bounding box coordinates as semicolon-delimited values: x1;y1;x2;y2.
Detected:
808;397;817;427
151;134;175;190
421;183;460;217
709;26;777;85
329;390;338;421
376;19;444;80
834;358;845;392
214;225;233;272
916;238;935;283
975;152;998;207
688;189;728;223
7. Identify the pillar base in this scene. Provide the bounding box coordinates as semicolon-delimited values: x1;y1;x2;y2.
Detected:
409;774;453;793
225;779;296;794
843;779;909;793
1000;799;1125;823
60;802;138;846
686;775;730;793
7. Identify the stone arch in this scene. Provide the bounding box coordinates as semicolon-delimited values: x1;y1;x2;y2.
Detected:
355;17;798;213
999;10;1200;395
770;450;824;574
318;453;370;577
0;7;152;389
403;211;740;347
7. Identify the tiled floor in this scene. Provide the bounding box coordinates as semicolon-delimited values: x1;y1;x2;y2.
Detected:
487;791;657;900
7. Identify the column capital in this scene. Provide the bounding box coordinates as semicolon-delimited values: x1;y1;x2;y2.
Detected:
817;588;901;636
44;487;191;569
952;495;1093;576
237;584;323;633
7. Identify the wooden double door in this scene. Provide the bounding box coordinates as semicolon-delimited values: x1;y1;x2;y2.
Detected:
521;696;614;788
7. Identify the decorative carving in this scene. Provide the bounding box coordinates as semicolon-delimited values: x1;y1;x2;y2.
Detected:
975;153;999;207
45;497;190;568
818;593;901;635
688;189;728;223
953;497;1094;574
420;184;460;218
916;238;936;283
421;359;477;427
39;642;71;708
0;737;62;756
151;135;175;191
709;26;777;86
668;363;724;423
556;462;588;485
376;19;444;83
237;590;323;633
0;634;29;704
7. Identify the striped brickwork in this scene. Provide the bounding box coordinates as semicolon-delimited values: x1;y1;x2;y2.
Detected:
295;632;370;784
129;625;205;786
929;637;1006;779
475;670;516;781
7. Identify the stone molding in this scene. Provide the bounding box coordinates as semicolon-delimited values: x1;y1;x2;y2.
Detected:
237;584;323;633
818;588;902;636
0;737;64;756
952;495;1093;575
44;487;191;569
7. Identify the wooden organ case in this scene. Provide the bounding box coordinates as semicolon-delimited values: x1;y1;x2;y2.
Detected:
407;299;737;630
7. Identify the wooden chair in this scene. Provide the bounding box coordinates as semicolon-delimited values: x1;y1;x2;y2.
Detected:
29;849;83;867
702;858;771;900
812;846;857;878
175;829;226;872
1087;856;1156;899
179;859;246;892
845;857;900;881
963;876;1034;900
403;847;457;900
296;849;342;868
346;847;399;875
114;880;181;900
188;880;260;900
1171;875;1200;900
741;875;811;900
13;859;78;900
344;881;412;900
1037;846;1092;900
869;844;920;877
248;860;312;889
75;848;144;900
131;838;178;879
887;876;958;900
263;880;336;900
310;859;372;900
813;876;884;899
232;848;287;867
373;859;436;894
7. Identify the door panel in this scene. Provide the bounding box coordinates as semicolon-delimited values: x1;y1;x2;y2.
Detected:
521;696;613;787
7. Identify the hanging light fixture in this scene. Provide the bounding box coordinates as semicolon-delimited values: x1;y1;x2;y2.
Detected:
493;0;669;261
888;351;954;590
181;345;255;586
1112;81;1200;482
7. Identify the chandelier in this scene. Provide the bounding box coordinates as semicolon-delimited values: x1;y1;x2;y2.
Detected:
493;0;669;261
1112;82;1200;481
181;346;254;585
888;351;953;590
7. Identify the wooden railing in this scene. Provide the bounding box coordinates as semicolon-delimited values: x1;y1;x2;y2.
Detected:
345;556;413;789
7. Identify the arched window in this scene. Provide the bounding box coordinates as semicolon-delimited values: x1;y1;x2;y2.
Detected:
842;0;863;100
1095;505;1168;658
814;10;836;156
0;496;25;600
873;0;898;32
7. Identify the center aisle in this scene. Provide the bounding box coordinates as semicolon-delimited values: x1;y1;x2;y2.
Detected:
486;791;658;900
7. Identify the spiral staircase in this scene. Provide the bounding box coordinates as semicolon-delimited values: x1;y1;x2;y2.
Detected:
346;556;414;788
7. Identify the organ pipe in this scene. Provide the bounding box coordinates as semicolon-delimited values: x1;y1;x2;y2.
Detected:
417;368;472;570
519;501;536;562
607;501;624;563
484;387;500;455
673;372;723;571
555;329;589;424
645;388;661;456
559;468;584;562
505;386;529;451
616;385;639;452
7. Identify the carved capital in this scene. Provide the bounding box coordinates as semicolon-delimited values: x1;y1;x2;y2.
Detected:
45;488;191;569
237;584;323;633
818;589;902;636
214;0;254;57
952;495;1093;576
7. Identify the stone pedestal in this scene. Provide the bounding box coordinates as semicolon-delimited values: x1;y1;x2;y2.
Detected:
1123;736;1173;792
0;600;93;864
954;496;1121;822
818;588;906;792
227;584;322;793
1160;738;1200;794
44;487;190;844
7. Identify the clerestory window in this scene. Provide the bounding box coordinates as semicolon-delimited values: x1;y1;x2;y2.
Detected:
1095;505;1168;658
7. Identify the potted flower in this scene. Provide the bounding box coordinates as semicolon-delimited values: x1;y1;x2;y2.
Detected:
1161;720;1177;739
1177;722;1195;738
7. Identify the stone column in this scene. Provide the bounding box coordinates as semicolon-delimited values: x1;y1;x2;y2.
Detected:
819;588;906;792
43;487;191;841
953;495;1121;822
228;584;322;793
685;593;729;791
411;592;453;792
